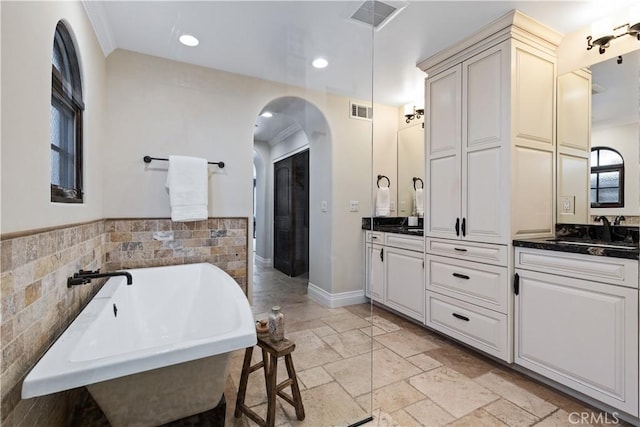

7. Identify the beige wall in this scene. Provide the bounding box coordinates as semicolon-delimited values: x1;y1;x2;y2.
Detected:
557;6;639;74
1;1;106;234
105;50;395;296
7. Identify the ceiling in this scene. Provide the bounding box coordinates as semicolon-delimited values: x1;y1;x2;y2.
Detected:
84;0;631;142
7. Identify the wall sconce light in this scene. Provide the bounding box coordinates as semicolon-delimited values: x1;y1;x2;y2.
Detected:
587;7;640;54
404;104;424;123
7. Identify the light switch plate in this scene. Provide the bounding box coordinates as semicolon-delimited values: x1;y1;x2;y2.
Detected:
349;200;359;212
321;201;328;212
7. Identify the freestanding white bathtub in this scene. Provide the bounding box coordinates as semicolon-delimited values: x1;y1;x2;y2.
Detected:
22;263;256;426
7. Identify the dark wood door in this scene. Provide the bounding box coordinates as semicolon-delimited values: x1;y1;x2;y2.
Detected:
273;150;309;277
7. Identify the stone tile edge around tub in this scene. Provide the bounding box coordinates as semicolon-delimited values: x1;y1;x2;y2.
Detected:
0;217;248;426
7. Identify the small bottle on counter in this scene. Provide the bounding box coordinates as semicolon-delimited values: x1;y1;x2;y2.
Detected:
268;305;285;342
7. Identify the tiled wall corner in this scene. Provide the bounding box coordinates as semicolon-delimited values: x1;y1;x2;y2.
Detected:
104;218;248;293
0;217;248;426
1;221;107;427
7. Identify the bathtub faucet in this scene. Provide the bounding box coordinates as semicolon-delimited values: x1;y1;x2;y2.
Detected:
67;269;133;288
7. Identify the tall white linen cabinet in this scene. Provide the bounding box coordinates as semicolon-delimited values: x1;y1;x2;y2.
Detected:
420;10;561;362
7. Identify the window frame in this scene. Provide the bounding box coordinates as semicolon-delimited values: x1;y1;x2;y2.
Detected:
590;146;624;208
51;22;84;204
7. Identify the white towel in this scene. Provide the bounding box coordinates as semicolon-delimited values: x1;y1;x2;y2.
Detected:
165;155;208;222
376;186;391;217
414;188;424;217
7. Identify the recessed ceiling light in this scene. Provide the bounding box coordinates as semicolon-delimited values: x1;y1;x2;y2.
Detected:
312;57;328;69
260;111;273;118
179;34;199;47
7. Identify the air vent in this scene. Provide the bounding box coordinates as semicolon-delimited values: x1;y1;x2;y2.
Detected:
350;101;373;121
350;1;406;31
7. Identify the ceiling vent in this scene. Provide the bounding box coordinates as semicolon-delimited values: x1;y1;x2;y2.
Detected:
350;101;373;121
350;1;406;31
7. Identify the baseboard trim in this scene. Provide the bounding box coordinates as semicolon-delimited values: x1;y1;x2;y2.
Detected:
307;283;366;308
254;254;272;266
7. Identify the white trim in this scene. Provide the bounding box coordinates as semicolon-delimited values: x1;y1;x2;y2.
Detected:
307;282;366;308
272;145;310;164
81;0;116;56
269;124;303;147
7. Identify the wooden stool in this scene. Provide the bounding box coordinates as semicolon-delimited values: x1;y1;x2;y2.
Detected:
234;334;305;426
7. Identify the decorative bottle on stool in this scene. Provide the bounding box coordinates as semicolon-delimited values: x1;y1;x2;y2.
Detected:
268;306;284;342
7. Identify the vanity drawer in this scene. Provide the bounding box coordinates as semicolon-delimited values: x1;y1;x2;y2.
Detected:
515;247;639;289
385;233;424;252
427;255;507;312
365;231;384;243
426;292;509;361
426;238;507;266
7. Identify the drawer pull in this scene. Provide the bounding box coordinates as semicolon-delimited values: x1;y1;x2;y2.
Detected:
371;235;378;240
454;247;467;252
453;273;470;280
452;313;470;322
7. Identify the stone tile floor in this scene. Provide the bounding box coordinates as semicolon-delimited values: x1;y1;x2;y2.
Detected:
71;261;632;426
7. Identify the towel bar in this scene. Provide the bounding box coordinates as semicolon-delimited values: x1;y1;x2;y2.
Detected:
143;155;225;168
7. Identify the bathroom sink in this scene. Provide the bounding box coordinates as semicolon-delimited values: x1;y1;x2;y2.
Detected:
546;238;638;250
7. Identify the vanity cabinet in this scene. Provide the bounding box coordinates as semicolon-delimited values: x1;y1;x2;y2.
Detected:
426;44;510;244
420;10;561;363
424;36;557;244
514;247;639;416
425;238;510;360
365;231;425;322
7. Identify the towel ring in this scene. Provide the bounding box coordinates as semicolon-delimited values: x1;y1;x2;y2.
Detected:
413;177;424;190
377;175;391;188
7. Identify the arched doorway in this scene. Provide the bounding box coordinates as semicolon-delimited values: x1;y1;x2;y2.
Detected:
253;97;331;286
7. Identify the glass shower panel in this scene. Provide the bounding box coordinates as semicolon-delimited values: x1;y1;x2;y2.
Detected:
242;1;375;426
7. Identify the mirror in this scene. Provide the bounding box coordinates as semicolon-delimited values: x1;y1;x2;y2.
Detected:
397;123;425;217
557;49;640;224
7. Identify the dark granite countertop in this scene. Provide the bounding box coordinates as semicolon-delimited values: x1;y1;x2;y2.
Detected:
514;223;639;260
513;238;638;260
361;217;424;236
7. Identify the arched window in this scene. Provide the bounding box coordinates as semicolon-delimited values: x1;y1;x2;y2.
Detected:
590;147;624;208
51;21;84;203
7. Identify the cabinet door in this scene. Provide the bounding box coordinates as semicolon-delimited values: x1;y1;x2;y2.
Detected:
515;269;639;416
384;246;424;321
462;44;509;243
366;244;384;302
426;65;462;240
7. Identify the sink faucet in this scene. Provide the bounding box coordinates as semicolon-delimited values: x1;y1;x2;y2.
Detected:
614;215;626;226
67;269;133;288
594;216;612;242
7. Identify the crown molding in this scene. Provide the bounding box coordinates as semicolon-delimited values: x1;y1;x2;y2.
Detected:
418;9;563;74
268;124;303;146
82;0;116;56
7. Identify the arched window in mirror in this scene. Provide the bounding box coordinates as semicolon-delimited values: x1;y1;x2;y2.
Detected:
590;147;624;208
51;21;84;203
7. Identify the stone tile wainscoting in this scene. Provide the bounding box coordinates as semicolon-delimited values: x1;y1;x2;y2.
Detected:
103;218;248;292
0;217;248;426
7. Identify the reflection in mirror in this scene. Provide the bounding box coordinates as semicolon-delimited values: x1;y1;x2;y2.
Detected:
397;123;425;217
557;49;640;224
